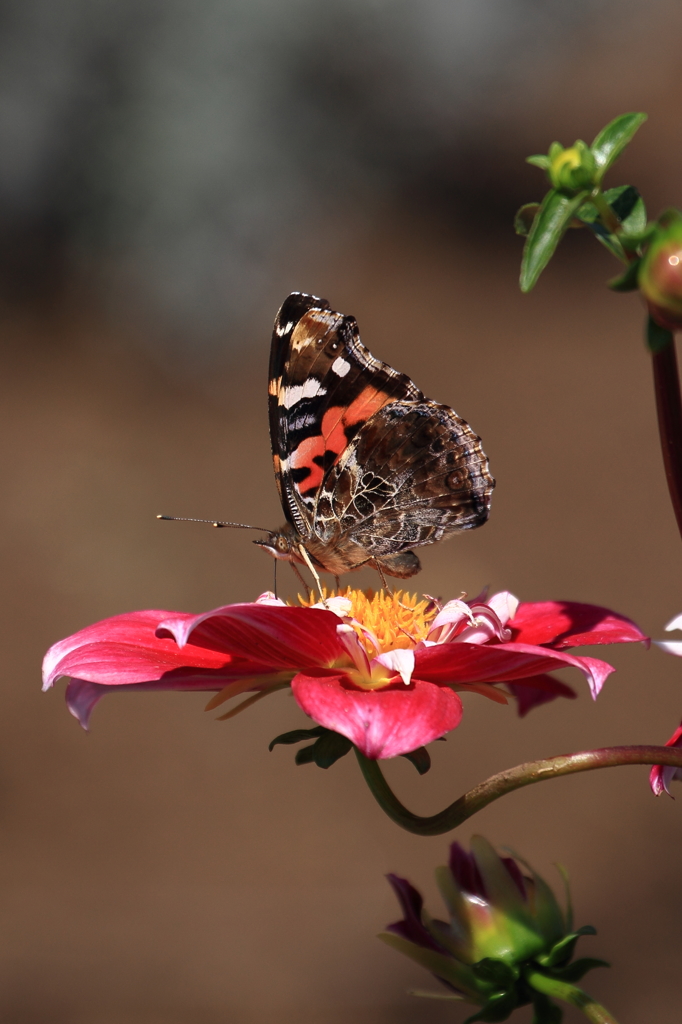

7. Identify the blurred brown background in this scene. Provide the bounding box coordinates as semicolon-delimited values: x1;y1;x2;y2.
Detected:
2;2;682;1021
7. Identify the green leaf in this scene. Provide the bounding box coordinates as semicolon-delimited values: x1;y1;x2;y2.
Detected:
472;959;518;988
590;112;647;178
608;185;646;236
464;989;521;1023
608;259;641;291
520;188;589;292
647;314;675;353
400;746;431;774
269;727;325;750
531;993;563;1024
551;957;610;983
526;155;550;170
514;203;540;237
538;927;595;969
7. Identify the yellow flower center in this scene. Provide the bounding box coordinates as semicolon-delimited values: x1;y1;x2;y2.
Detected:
298;587;437;656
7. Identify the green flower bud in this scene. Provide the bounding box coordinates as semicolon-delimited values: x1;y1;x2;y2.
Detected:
547;140;597;192
639;209;682;331
379;837;608;1022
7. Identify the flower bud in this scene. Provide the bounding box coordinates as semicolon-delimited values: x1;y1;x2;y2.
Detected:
379;837;607;1021
547;140;596;192
639;209;682;331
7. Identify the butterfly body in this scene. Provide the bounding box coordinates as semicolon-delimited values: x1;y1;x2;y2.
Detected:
256;292;494;580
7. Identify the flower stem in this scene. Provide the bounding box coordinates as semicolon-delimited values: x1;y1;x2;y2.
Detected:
591;190;623;241
651;333;682;541
354;745;682;837
526;969;619;1023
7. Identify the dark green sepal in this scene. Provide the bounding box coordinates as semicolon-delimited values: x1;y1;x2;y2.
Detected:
647;314;675;353
590;112;647;178
530;992;563;1024
537;925;596;968
472;959;519;988
269;726;326;750
550;957;609;983
302;730;353;768
294;743;318;765
520;188;590;292
463;988;521;1023
400;746;431;774
269;725;353;768
608;258;641;291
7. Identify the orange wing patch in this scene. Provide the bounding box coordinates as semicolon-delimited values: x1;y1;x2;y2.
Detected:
290;386;396;495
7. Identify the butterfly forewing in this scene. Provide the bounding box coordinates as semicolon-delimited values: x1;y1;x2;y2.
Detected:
269;292;421;537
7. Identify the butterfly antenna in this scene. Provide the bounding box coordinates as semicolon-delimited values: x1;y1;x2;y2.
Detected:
157;515;270;532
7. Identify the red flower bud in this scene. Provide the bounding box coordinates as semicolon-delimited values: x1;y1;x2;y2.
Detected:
639;210;682;331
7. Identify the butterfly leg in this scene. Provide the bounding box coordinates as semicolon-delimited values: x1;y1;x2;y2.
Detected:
374;562;391;595
289;559;311;598
334;575;340;595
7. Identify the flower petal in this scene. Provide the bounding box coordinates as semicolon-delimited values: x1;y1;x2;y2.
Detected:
63;679;229;729
157;604;345;668
650;721;682;796
291;673;463;758
665;613;682;632
486;591;520;627
42;610;238;690
655;640;682;657
374;648;415;686
508;601;647;649
385;874;445;951
414;641;614;698
506;674;577;718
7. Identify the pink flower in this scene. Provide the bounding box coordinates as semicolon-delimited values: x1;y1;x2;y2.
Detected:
650;722;682;796
43;588;647;760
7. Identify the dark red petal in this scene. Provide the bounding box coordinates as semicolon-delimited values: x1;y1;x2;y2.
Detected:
291;674;463;759
157;604;345;669
650;720;682;796
508;601;648;649
385;874;445;951
414;642;613;698
449;843;485;897
506;674;577;718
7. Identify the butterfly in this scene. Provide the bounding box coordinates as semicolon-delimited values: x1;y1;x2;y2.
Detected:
254;292;494;588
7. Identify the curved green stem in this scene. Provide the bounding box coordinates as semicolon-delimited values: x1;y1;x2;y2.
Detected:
354;745;682;836
526;969;619;1023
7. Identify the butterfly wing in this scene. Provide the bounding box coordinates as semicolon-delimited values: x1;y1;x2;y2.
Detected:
314;399;494;566
268;292;421;541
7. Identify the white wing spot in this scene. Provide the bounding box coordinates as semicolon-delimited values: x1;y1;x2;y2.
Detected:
276;320;295;337
281;378;327;409
331;356;351;377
